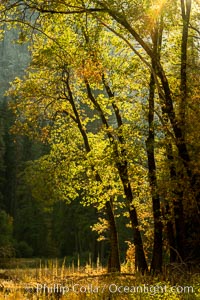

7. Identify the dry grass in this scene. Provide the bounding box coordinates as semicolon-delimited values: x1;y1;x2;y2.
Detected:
0;260;199;299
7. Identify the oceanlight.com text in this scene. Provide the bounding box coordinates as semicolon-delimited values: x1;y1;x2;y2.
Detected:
108;283;194;295
35;283;194;295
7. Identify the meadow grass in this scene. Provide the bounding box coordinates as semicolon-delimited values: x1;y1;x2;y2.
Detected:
0;259;199;299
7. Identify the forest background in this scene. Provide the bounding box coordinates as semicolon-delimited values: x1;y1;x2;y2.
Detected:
0;0;200;275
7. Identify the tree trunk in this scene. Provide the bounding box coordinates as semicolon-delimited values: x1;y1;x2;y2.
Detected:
166;143;185;261
165;206;177;263
146;73;162;273
128;206;148;273
180;0;191;130
106;200;121;272
117;160;148;272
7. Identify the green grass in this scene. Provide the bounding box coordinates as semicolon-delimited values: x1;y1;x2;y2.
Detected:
0;260;199;299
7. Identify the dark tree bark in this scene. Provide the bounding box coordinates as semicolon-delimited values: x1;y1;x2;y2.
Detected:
116;157;148;273
165;203;177;263
179;0;200;261
166;143;185;261
106;200;121;273
146;71;162;273
180;0;191;130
